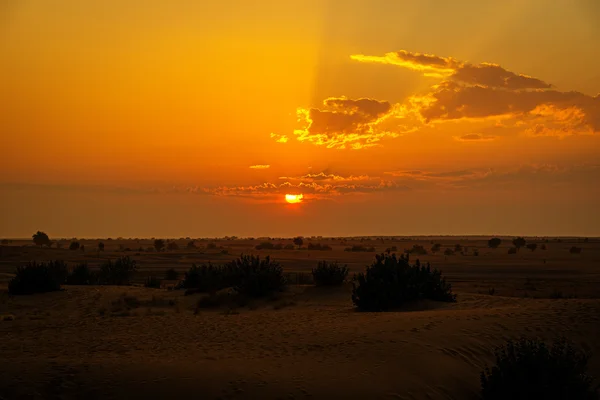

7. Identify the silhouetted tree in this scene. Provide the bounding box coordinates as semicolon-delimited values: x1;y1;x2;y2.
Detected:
293;237;304;249
98;242;105;252
154;239;165;252
165;268;178;280
167;241;180;251
32;231;51;248
512;237;526;250
488;238;502;249
69;241;80;251
186;240;197;249
454;244;463;253
431;243;442;254
526;243;537;252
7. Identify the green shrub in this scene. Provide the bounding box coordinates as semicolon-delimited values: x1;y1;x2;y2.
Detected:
312;261;349;286
351;253;456;311
8;261;68;295
98;256;137;285
481;337;598;400
66;263;97;285
231;254;285;298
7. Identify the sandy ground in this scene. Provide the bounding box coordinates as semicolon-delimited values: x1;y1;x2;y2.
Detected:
1;237;599;399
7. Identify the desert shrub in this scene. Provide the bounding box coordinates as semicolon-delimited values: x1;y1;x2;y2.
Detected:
407;244;428;255
32;231;51;248
430;243;441;254
508;247;518;254
8;260;68;295
144;276;161;289
206;242;218;250
307;243;333;251
481;337;598;400
153;239;165;252
165;268;178;280
186;241;197;249
345;245;376;252
231;254;285;298
66;263;97;285
98;256;137;285
255;241;275;250
454;244;463;252
570;246;582;254
167;241;179;251
182;263;233;293
527;243;538;252
312;261;349;286
513;237;527;250
69;241;80;251
488;237;502;248
97;242;105;252
444;248;455;256
351;253;456;311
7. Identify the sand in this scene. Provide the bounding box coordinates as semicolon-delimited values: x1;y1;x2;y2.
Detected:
1;237;599;399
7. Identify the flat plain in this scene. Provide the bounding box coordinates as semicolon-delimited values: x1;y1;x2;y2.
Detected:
1;236;599;399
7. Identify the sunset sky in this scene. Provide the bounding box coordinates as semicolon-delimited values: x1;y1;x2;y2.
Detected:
1;0;599;238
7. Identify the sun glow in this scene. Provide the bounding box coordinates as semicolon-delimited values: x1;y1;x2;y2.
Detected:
285;194;304;204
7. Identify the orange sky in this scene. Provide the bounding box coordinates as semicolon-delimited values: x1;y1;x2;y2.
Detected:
1;0;599;238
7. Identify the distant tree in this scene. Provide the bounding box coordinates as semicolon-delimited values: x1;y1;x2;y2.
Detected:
167;241;179;251
583;237;589;243
154;239;165;252
454;244;463;253
488;238;502;249
206;242;217;250
293;237;304;249
98;242;105;252
526;243;537;252
69;241;80;251
186;240;197;249
512;237;526;250
32;231;51;248
80;245;85;252
431;243;442;254
540;244;547;250
444;248;455;256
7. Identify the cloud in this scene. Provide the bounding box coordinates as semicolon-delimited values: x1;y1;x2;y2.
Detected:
278;172;373;182
454;133;497;142
204;179;409;199
249;165;270;169
293;96;403;149
351;49;599;137
270;133;288;143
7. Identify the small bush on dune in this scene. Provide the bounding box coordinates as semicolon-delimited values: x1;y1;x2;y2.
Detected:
312;261;349;286
8;260;68;295
98;256;137;285
231;254;285;298
66;263;97;285
481;337;598;400
351;253;456;311
183;263;233;293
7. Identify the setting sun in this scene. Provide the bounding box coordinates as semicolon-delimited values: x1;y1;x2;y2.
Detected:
285;194;303;204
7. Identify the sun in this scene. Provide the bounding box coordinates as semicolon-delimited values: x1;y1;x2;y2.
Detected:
285;194;303;204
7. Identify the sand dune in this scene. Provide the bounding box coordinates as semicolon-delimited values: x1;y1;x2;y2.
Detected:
1;283;599;399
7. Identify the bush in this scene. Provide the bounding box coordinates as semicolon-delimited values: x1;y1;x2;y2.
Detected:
66;263;97;285
165;268;178;280
98;256;137;285
527;243;538;252
430;243;441;254
481;337;598;400
307;243;333;251
255;241;275;250
206;242;218;250
407;244;428;255
167;242;179;251
570;246;582;254
444;248;455;256
69;241;80;251
513;237;527;250
182;263;235;293
231;254;285;298
345;245;376;252
312;261;349;286
284;243;295;250
488;238;502;248
144;276;161;289
351;253;456;311
8;261;68;295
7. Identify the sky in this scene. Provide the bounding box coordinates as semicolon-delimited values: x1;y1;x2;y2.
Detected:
1;0;600;238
